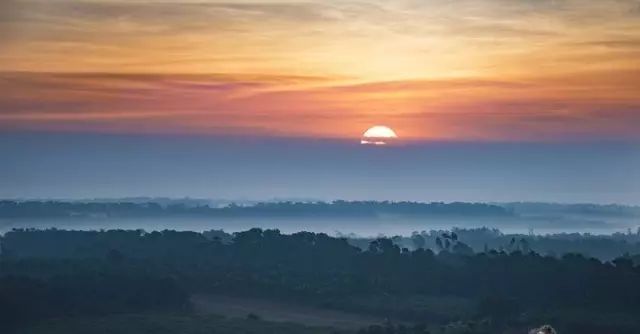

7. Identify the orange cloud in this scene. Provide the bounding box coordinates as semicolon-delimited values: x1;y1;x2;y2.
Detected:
1;70;639;141
1;1;638;141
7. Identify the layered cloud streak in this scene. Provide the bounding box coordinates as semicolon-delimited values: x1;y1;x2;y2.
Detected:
1;0;639;141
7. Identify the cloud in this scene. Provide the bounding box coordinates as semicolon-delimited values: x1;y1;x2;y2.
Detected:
1;1;639;141
1;70;639;141
0;1;340;33
2;0;640;78
573;39;640;49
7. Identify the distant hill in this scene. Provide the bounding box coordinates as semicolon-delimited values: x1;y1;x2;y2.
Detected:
0;200;512;219
500;202;640;218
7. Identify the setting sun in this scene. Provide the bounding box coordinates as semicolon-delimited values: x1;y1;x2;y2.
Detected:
361;126;398;145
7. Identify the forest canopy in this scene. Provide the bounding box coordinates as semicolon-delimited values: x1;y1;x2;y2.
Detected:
1;228;640;333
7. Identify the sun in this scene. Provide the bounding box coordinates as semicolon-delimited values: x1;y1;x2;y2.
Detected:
360;125;398;145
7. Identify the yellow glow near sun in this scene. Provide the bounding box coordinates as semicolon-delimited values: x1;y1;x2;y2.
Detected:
361;125;398;145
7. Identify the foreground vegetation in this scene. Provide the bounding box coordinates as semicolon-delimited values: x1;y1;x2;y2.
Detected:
2;228;640;333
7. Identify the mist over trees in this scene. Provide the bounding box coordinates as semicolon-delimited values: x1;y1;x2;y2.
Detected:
4;200;638;220
0;200;513;219
2;200;640;333
345;227;640;261
3;200;638;238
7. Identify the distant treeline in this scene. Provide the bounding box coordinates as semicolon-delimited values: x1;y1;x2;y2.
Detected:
346;227;640;261
2;228;640;333
0;200;512;219
501;202;640;218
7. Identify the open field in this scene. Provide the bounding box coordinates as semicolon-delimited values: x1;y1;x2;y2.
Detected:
17;313;349;334
191;294;384;329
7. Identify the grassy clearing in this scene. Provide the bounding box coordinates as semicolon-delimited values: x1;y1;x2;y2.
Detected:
17;313;353;334
191;294;384;329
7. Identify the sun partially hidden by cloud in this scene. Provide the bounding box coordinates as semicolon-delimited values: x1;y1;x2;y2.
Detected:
1;0;639;141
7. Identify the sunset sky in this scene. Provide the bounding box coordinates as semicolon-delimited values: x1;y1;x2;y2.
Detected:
2;1;640;202
2;0;639;141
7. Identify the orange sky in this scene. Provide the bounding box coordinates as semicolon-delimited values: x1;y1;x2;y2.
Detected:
1;0;639;141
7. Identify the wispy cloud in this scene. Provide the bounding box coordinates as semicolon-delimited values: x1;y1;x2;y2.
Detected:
1;0;639;141
2;70;639;141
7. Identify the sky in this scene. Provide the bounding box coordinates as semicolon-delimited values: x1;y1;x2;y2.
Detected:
2;132;639;204
1;0;639;202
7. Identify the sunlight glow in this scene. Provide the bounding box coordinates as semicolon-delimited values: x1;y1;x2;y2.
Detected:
361;126;398;145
